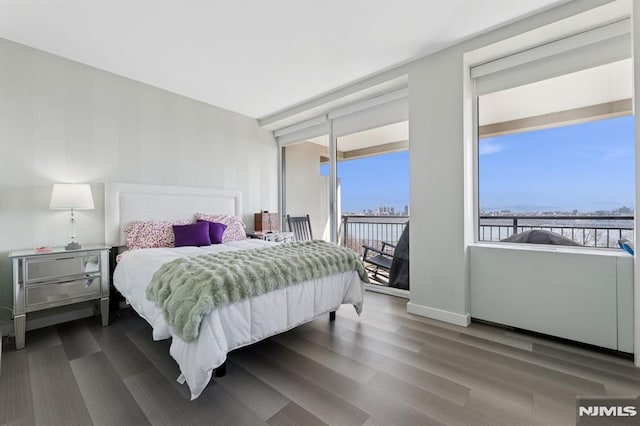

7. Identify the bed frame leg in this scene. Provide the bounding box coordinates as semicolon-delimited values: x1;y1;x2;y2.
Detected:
329;311;336;322
215;361;227;377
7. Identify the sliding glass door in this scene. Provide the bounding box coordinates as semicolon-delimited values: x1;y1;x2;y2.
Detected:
275;85;410;292
335;121;410;288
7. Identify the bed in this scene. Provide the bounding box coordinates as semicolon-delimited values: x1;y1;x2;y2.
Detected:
105;182;366;399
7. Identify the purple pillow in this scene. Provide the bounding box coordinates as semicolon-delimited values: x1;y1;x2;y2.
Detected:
197;219;227;244
173;222;211;247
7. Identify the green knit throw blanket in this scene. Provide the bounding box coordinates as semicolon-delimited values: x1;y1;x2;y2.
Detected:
146;240;369;342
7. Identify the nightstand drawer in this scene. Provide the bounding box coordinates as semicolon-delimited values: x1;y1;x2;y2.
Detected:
26;276;101;307
25;253;101;284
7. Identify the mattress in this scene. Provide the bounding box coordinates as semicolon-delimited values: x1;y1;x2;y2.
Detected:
113;239;365;399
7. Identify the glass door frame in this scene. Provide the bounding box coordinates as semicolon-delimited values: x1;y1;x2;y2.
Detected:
278;121;339;244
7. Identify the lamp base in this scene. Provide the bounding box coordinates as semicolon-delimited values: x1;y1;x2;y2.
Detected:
65;242;82;251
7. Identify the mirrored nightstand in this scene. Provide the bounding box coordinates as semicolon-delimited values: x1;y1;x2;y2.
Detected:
9;245;110;349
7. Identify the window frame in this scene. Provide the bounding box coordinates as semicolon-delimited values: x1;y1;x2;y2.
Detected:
465;17;632;249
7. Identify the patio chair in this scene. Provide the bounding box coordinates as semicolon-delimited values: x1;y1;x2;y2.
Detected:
287;214;313;241
389;221;409;290
362;241;396;283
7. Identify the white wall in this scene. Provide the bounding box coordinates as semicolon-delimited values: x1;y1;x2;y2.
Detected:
405;47;470;323
0;38;278;325
470;245;631;350
405;0;621;324
633;0;640;363
284;142;330;240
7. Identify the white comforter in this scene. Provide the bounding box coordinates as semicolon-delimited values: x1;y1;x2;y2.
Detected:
113;239;365;399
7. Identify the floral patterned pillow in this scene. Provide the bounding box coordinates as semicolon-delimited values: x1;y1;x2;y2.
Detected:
124;220;191;250
194;213;247;242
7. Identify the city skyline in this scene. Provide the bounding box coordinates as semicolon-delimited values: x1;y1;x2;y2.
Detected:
342;204;410;216
480;206;634;216
321;151;410;213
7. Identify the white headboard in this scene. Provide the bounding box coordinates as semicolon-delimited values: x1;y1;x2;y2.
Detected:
105;182;242;247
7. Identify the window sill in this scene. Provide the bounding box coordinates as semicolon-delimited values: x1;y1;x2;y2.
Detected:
469;241;632;257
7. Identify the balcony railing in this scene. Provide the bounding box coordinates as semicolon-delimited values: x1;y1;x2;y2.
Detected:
479;215;634;248
340;215;409;256
338;214;632;254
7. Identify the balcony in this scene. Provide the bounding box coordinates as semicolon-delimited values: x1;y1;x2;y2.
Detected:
338;214;632;293
479;215;634;248
339;214;632;257
340;215;409;256
339;215;409;290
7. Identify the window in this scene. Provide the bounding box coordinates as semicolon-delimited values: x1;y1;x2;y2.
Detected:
473;23;634;247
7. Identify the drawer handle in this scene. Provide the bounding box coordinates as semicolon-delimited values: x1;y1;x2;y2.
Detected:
44;278;97;287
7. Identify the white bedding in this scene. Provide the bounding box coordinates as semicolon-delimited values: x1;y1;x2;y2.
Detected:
113;239;365;399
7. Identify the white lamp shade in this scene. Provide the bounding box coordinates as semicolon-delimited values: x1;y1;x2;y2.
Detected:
50;184;95;210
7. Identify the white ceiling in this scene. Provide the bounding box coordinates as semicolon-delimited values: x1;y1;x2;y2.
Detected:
480;59;632;125
0;0;566;119
308;121;408;152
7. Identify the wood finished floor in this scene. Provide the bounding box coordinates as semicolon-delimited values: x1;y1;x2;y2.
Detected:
1;292;638;426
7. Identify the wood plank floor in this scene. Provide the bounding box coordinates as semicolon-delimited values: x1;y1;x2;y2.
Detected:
1;292;637;426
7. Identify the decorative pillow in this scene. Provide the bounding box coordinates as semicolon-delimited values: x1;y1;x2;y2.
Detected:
194;213;247;242
196;219;227;244
124;220;190;250
173;222;212;247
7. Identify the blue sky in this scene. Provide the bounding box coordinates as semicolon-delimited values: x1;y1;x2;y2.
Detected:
321;151;409;213
479;115;635;212
321;115;634;213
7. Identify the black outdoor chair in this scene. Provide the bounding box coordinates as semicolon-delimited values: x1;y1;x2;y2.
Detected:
287;214;313;241
362;241;396;283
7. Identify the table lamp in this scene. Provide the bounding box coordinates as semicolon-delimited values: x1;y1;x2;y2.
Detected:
50;183;95;250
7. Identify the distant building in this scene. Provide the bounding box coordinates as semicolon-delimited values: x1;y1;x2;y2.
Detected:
375;206;395;215
615;206;633;215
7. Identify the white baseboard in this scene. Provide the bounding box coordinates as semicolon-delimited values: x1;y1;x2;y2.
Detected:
406;302;471;327
364;283;410;299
